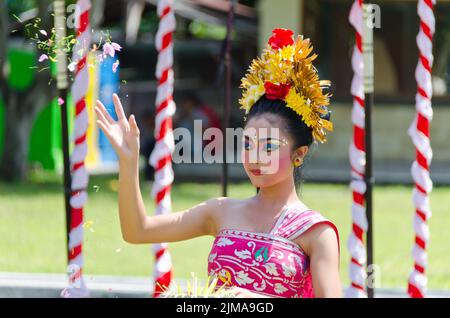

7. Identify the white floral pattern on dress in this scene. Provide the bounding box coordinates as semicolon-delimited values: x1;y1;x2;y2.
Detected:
235;271;255;286
274;283;288;294
208;210;339;298
208;252;217;263
234;249;252;260
216;237;234;247
282;263;297;277
262;263;279;276
208;231;310;297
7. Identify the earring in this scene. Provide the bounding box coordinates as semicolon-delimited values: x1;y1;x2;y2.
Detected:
293;157;302;167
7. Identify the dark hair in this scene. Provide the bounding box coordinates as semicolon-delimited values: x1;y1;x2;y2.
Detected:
244;95;330;193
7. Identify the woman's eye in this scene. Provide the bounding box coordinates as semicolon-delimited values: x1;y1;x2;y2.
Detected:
244;142;252;151
263;143;279;152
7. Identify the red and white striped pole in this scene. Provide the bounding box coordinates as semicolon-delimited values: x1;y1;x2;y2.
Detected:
61;0;91;298
149;0;176;297
407;0;435;299
346;0;367;298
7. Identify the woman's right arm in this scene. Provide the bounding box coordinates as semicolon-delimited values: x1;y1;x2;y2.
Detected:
119;156;221;243
96;94;221;244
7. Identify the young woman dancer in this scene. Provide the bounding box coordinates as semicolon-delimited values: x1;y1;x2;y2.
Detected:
95;28;341;298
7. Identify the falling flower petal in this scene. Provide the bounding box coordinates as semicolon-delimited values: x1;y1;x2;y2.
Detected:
109;179;119;192
58;97;64;106
83;220;94;228
96;54;104;63
68;61;77;72
103;43;115;58
39;29;47;36
111;42;122;52
38;54;48;62
112;60;119;73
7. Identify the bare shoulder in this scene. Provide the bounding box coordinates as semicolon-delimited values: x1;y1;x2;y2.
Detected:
203;196;248;236
294;222;339;256
201;196;235;211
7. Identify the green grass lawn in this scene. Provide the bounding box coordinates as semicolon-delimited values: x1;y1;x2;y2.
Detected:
1;170;449;290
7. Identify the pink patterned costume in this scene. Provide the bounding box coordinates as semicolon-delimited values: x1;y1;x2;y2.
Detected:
207;202;340;298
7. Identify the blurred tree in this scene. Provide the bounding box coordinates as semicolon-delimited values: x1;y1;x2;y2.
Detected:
0;0;57;182
7;0;35;14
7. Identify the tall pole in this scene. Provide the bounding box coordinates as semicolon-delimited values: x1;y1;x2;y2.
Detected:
362;3;374;299
150;0;176;297
222;0;236;197
347;0;367;298
54;0;71;263
407;0;435;298
61;0;92;298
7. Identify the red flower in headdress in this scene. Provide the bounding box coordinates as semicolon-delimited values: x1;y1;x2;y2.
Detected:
264;81;291;100
268;28;294;50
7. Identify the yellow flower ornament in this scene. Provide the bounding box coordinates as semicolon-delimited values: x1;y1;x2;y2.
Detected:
239;28;333;143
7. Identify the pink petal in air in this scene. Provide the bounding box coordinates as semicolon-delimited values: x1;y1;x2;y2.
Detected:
38;54;48;62
96;54;104;63
111;42;122;52
103;43;115;58
112;60;119;73
58;97;65;106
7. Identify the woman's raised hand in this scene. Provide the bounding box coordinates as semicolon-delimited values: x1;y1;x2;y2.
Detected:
95;93;140;163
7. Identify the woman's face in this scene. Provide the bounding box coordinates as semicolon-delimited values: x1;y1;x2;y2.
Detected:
241;114;296;188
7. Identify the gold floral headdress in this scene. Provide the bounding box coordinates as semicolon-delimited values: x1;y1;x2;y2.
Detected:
239;28;333;143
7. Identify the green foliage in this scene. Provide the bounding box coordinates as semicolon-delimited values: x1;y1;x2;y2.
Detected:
189;20;233;41
7;0;36;19
139;10;160;35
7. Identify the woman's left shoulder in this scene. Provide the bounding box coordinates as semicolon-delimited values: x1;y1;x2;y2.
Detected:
291;210;340;255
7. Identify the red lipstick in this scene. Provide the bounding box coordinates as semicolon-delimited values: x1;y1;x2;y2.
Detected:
250;169;262;176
